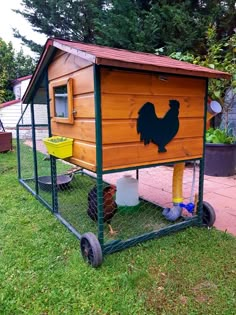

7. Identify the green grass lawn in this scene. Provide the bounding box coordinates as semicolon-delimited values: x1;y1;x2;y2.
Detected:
0;145;236;315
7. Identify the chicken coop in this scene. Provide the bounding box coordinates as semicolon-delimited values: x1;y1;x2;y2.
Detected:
17;38;230;267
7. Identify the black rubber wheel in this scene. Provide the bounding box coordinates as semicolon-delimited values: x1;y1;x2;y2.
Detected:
80;232;103;268
202;201;216;227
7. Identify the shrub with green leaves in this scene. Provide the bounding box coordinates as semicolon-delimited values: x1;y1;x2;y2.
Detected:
206;127;235;144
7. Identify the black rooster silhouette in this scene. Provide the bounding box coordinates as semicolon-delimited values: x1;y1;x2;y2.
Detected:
87;185;117;235
137;99;180;153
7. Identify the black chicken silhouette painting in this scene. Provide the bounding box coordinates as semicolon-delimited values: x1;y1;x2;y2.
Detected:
137;99;180;153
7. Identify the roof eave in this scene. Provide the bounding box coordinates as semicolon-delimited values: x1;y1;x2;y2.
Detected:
52;40;96;63
96;57;231;79
22;39;97;104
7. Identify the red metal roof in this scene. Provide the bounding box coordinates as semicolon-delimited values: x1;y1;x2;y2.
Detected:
22;38;231;104
54;38;231;79
0;99;20;108
11;75;32;84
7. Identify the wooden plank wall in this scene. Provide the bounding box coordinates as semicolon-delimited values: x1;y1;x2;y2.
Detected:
48;55;206;172
100;68;206;170
48;50;97;170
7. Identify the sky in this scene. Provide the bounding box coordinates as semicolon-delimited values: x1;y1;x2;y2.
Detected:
0;0;47;56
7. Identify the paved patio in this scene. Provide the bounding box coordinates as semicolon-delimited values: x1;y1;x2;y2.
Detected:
202;173;236;236
104;165;236;236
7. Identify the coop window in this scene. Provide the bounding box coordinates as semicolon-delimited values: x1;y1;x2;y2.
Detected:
54;85;68;118
50;78;74;124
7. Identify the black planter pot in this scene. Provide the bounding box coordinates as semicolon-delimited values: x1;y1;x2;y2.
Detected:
204;143;236;177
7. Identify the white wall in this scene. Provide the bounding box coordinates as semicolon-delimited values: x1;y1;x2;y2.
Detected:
13;78;31;99
0;102;22;128
0;78;48;139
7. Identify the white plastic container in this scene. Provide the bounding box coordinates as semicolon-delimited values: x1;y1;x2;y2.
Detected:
116;175;139;206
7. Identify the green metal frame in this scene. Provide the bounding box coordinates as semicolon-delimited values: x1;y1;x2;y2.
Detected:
94;64;105;248
16;102;32;180
103;218;199;254
196;78;209;225
91;65;209;255
102;158;201;174
30;99;39;195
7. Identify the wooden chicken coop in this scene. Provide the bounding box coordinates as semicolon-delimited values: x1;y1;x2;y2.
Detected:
17;39;230;267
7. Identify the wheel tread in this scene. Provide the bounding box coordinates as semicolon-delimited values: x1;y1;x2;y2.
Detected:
202;201;216;227
80;232;103;267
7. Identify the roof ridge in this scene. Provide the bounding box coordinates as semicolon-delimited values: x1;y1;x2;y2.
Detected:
53;38;165;58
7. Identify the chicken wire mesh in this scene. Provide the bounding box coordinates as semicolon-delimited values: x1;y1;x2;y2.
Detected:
17;103;201;254
101;165;199;245
18;141;200;244
17;103;52;208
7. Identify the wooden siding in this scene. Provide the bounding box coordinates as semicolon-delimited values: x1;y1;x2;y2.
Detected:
48;51;93;81
48;59;206;172
102;138;203;171
100;94;204;119
101;68;206;96
70;141;96;171
73;94;95;118
102;118;204;144
51;119;95;142
48;66;94;96
48;50;96;170
100;68;206;170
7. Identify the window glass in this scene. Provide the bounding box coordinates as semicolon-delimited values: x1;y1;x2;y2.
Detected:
50;78;74;124
54;85;68;118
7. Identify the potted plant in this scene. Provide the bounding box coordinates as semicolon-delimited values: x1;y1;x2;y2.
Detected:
0;131;12;153
43;136;73;159
204;128;236;176
202;28;236;176
0;120;12;153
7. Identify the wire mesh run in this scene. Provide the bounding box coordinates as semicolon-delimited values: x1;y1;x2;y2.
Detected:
17;138;200;244
17;103;201;259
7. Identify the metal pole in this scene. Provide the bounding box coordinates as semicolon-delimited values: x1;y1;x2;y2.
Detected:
46;72;52;137
197;78;209;224
94;64;104;247
16;102;31;181
45;71;59;213
31;100;39;195
51;156;58;213
16;124;21;180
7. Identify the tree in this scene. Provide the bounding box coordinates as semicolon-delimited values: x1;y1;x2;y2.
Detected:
14;0;236;56
95;0;160;52
14;48;36;78
170;26;236;131
0;38;36;103
13;0;107;54
0;39;15;103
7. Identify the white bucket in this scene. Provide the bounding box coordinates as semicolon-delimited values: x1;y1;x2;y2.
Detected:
116;175;139;206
